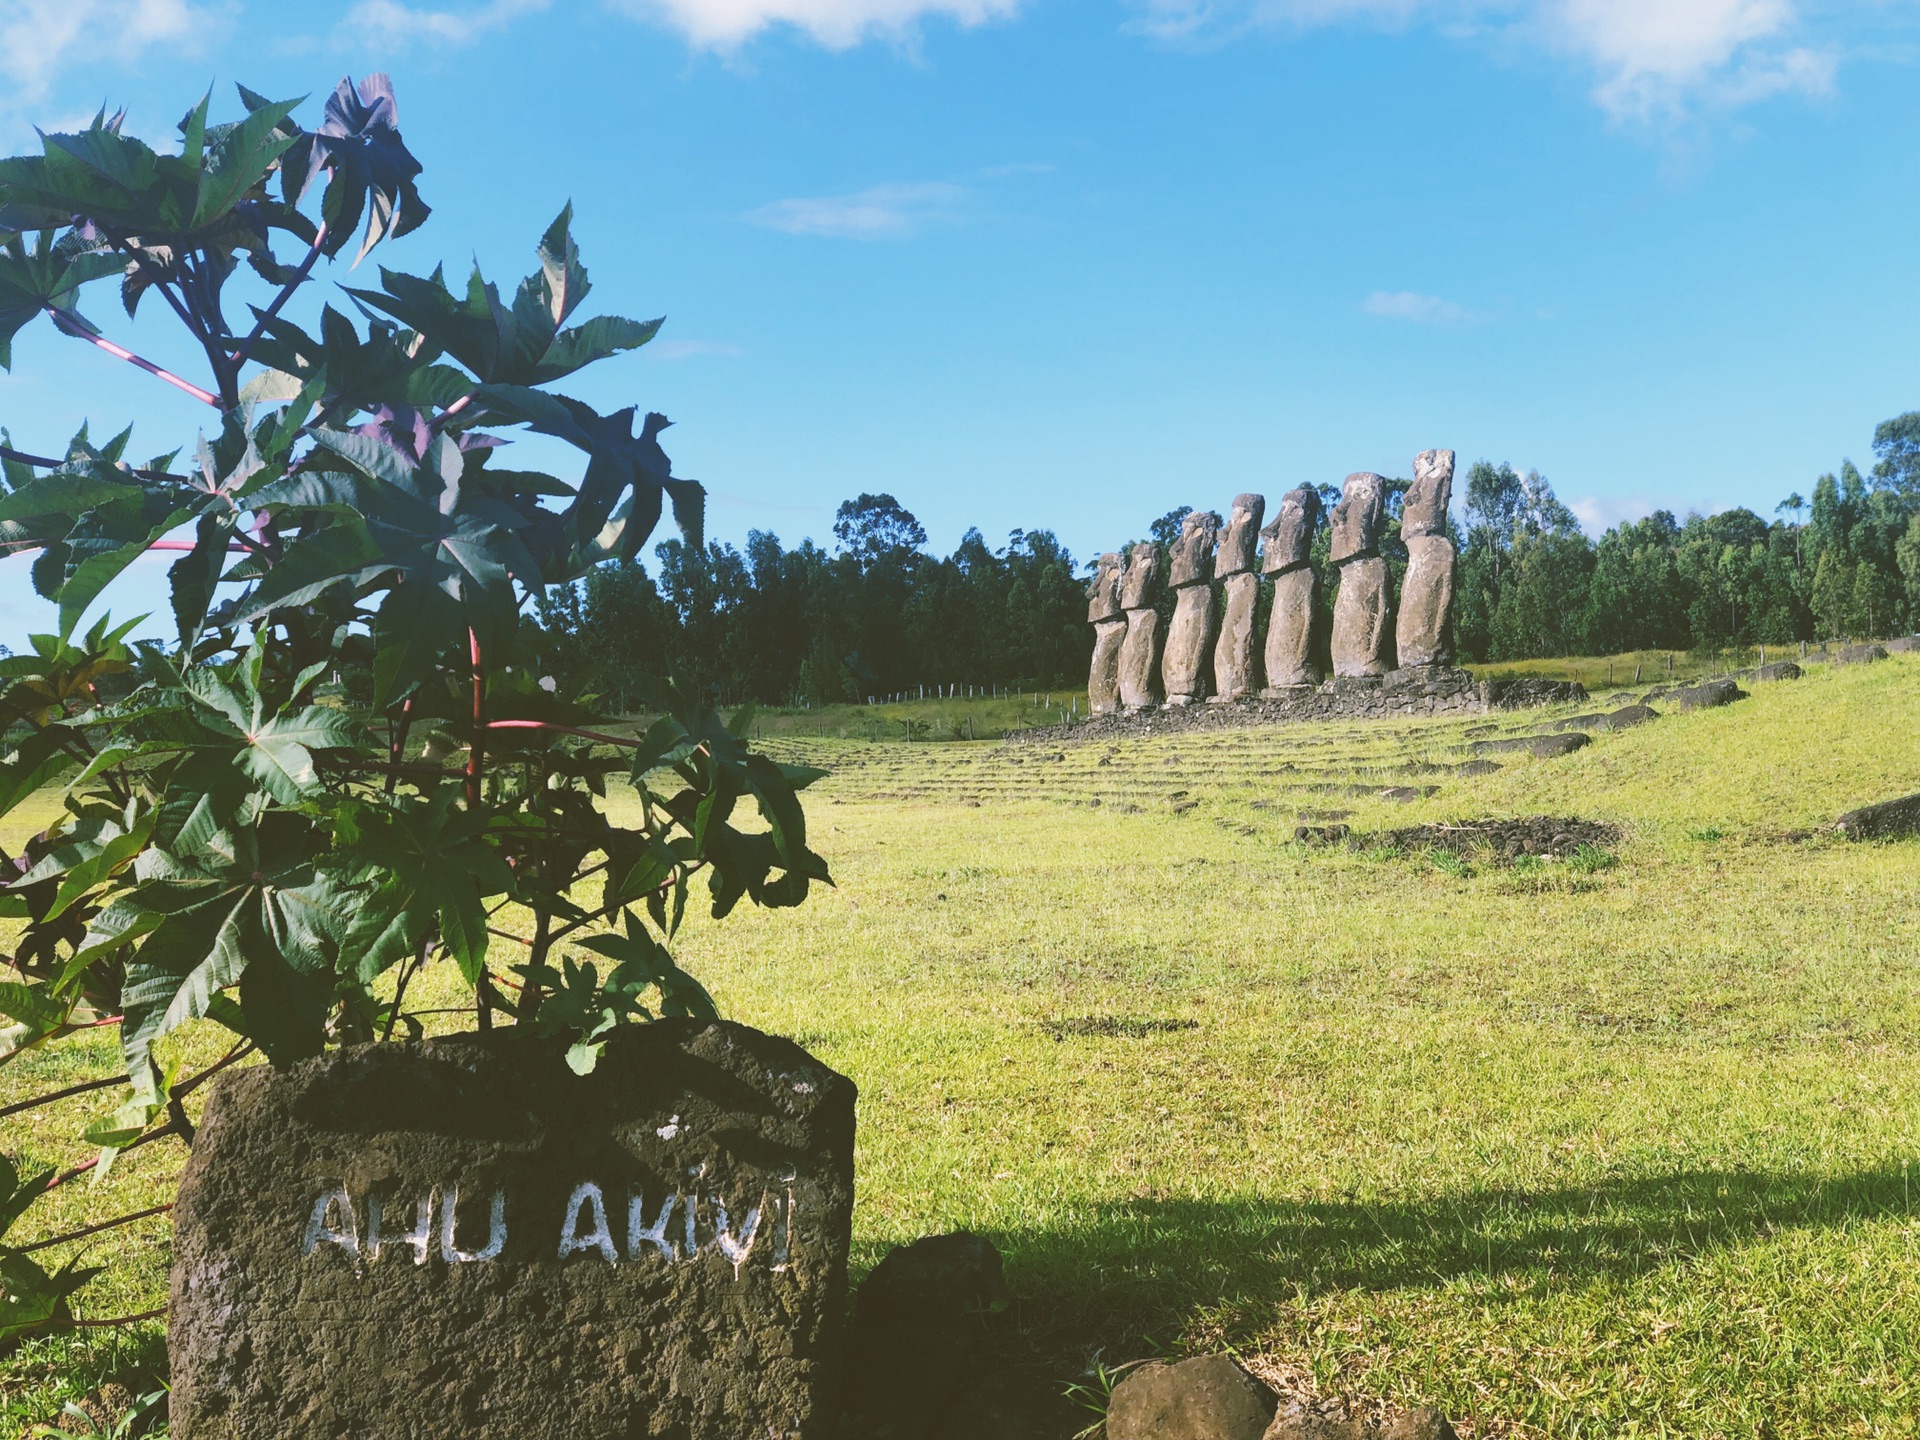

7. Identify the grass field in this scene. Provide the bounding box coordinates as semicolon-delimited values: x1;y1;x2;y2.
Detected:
4;656;1919;1436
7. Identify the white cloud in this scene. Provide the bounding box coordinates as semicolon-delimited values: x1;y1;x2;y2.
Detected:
1363;289;1469;322
1130;0;1853;117
610;0;1016;48
1570;494;1656;535
339;0;552;49
0;0;219;109
749;181;969;238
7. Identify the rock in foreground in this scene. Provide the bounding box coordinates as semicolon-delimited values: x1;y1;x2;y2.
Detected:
170;1023;855;1440
1106;1355;1277;1440
1835;793;1920;841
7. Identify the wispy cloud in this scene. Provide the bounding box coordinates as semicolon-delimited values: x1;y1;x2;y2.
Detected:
610;0;1017;49
649;338;744;359
339;0;552;48
749;181;969;238
1570;494;1656;535
1129;0;1854;118
0;0;223;115
1363;289;1471;323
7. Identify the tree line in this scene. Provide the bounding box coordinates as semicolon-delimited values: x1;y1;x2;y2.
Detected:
533;413;1920;706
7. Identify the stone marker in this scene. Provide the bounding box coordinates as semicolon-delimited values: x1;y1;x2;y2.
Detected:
848;1232;1011;1437
1163;510;1221;705
1118;543;1166;711
1394;447;1456;667
1212;493;1266;702
170;1022;855;1440
1261;486;1323;692
1835;792;1920;840
1089;619;1126;715
1329;473;1391;678
1105;1354;1276;1440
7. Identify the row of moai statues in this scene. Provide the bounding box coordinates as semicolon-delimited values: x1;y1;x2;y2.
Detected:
1086;450;1456;713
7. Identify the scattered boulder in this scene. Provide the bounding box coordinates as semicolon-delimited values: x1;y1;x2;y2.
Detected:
1263;1404;1458;1440
1375;816;1620;860
169;1023;856;1440
848;1231;1012;1434
1835;793;1920;841
1453;760;1501;777
1750;661;1802;683
1668;679;1747;711
1834;643;1889;666
1487;678;1589;709
1295;823;1351;845
1378;786;1438;803
1594;703;1659;731
1887;635;1919;654
1106;1355;1277;1440
1472;732;1591;759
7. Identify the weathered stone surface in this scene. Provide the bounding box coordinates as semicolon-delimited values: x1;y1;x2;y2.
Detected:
1105;1355;1276;1440
1328;473;1386;565
1121;543;1164;610
1262;564;1318;691
170;1023;854;1440
1546;704;1657;733
1394;534;1455;667
1402;449;1454;539
1089;617;1126;715
1834;643;1890;666
1835;793;1920;841
848;1232;1009;1435
1887;635;1920;654
1487;678;1589;709
1212;572;1262;701
1119;608;1165;710
1163;583;1218;705
1168;510;1222;588
1379;1409;1460;1440
1670;678;1748;711
1749;661;1802;682
1472;732;1592;758
1260;487;1321;575
1330;555;1391;677
1087;552;1123;624
1215;493;1265;579
1262;1411;1367;1440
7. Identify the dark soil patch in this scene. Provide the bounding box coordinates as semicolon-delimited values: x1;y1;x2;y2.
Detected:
1041;1017;1201;1039
1375;815;1621;860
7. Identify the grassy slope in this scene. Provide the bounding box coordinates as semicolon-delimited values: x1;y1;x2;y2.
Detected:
4;658;1918;1436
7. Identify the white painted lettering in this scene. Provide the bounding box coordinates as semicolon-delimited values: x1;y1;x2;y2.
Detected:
557;1182;619;1264
627;1191;679;1263
713;1195;763;1277
369;1189;435;1265
440;1187;507;1263
302;1184;360;1257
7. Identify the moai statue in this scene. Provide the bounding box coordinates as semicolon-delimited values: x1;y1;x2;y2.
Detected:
1117;542;1165;711
1160;509;1220;705
1086;552;1126;715
1209;493;1265;702
1260;485;1322;692
1395;449;1456;668
1329;473;1392;678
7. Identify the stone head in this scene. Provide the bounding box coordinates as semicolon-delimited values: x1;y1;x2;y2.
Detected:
1260;486;1321;574
1213;493;1265;579
1328;473;1386;565
1086;552;1124;623
1167;509;1221;588
1402;449;1455;540
1120;541;1163;609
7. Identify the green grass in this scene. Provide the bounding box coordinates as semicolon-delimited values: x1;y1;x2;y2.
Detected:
6;658;1920;1436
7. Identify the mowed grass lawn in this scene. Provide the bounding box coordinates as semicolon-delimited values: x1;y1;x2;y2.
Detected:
5;657;1919;1436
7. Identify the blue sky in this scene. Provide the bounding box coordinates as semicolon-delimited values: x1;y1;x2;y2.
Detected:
1;0;1917;648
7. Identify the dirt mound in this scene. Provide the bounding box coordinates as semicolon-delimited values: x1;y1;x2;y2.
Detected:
1376;815;1621;859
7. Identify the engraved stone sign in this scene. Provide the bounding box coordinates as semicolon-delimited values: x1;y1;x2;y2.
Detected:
169;1022;855;1440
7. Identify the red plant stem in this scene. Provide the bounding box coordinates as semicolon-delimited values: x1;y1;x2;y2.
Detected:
46;308;221;409
229;224;327;368
386;696;415;795
466;628;485;808
0;443;189;484
487;927;531;946
0;1073;122;1120
13;1204;172;1254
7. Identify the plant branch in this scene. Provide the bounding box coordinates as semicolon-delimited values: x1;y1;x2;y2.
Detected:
0;444;192;485
230;225;328;369
466;627;485;808
45;1307;168;1329
482;719;647;750
12;1204;171;1254
0;1073;122;1120
45;308;221;409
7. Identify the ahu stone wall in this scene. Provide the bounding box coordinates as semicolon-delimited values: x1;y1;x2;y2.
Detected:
1085;450;1459;714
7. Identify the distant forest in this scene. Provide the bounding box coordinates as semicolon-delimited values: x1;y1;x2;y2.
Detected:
533;412;1920;708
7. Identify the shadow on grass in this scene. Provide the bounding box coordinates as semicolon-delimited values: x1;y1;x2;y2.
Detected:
977;1164;1918;1362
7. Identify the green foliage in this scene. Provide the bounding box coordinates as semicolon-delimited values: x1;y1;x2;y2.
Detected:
0;77;824;1341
